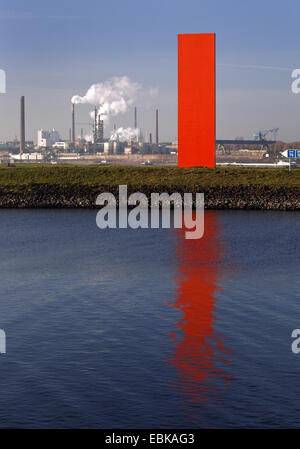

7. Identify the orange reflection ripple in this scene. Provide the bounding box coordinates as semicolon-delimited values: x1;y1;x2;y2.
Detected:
168;211;231;409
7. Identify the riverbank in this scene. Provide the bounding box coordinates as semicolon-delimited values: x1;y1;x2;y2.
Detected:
1;165;300;210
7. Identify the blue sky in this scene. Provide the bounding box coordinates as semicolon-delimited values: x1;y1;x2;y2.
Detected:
1;0;300;142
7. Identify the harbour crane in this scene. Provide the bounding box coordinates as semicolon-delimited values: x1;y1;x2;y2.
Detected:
253;128;279;141
216;128;279;158
253;128;279;157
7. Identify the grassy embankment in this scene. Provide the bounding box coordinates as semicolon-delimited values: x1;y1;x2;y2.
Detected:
0;164;300;188
1;165;300;209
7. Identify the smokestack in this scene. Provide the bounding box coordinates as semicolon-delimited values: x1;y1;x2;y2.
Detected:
20;96;25;157
155;109;158;145
71;103;75;145
134;106;137;129
149;133;152;145
94;106;98;143
98;115;104;141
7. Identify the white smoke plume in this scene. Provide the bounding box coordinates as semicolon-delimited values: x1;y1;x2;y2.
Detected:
84;133;93;143
110;127;139;142
88;109;110;124
71;76;140;118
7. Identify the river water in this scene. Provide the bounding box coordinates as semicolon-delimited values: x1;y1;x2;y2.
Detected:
0;209;300;428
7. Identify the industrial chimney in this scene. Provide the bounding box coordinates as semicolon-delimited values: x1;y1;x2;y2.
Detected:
134;107;137;129
98;115;104;141
93;106;98;143
155;109;159;145
71;103;75;146
20;96;25;158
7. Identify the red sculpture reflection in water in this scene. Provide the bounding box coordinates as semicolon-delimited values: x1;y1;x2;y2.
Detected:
168;211;231;411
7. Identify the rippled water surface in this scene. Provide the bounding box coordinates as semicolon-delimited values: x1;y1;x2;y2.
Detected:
0;209;300;428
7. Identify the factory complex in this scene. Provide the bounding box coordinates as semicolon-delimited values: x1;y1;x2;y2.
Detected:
0;95;178;166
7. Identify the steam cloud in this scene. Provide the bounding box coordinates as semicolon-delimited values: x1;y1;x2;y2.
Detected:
84;133;93;143
71;76;140;118
110;127;139;142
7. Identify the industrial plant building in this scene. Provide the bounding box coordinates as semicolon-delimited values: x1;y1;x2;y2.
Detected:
37;129;61;148
68;103;166;156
